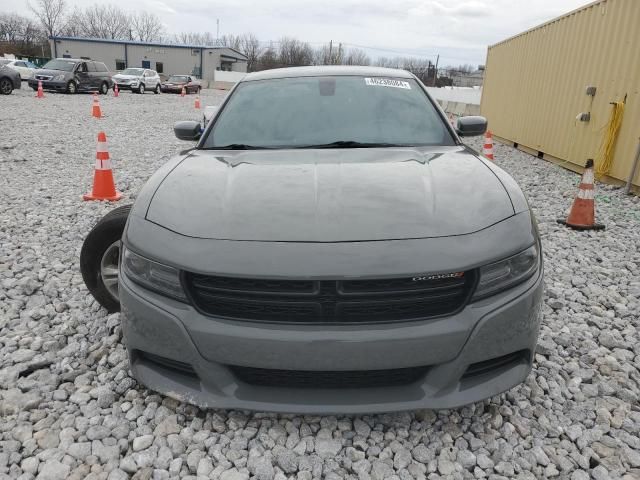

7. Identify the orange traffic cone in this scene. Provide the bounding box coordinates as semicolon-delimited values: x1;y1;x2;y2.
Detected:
36;80;44;98
83;132;122;202
482;130;494;160
557;159;604;230
113;83;119;97
194;96;201;109
91;93;102;119
181;86;186;97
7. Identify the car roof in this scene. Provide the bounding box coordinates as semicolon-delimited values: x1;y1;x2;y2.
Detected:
244;65;415;82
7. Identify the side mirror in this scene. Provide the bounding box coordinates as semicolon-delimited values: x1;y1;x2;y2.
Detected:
174;121;202;141
456;116;488;137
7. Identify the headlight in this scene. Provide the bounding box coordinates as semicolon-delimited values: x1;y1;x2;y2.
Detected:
473;243;540;299
53;74;65;81
122;247;187;301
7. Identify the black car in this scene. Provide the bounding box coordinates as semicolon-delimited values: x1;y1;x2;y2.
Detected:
0;65;21;95
27;58;113;94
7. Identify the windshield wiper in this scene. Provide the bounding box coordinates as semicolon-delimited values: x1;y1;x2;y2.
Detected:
210;144;271;150
294;141;405;149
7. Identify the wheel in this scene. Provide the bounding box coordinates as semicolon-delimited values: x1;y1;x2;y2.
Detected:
80;205;132;312
0;77;14;95
66;81;77;94
137;83;145;94
154;83;161;94
99;81;109;95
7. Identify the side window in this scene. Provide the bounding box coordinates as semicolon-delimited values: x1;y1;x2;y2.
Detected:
95;63;108;72
77;62;88;73
86;62;97;72
150;71;157;77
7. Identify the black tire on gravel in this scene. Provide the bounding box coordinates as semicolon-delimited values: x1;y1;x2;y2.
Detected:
0;77;13;95
80;204;132;312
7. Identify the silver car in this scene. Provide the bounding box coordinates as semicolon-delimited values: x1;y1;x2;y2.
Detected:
81;66;543;413
112;67;161;94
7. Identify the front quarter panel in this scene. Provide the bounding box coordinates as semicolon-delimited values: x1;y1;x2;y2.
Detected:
128;152;194;221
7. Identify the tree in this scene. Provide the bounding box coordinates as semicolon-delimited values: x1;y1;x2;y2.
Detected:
219;33;241;50
342;48;370;66
315;42;343;65
278;37;314;67
131;11;163;42
78;5;130;40
238;33;262;72
28;0;66;37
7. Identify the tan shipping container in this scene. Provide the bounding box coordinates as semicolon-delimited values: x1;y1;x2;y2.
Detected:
480;0;640;191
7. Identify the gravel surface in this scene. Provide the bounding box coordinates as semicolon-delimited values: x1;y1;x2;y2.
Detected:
1;87;640;480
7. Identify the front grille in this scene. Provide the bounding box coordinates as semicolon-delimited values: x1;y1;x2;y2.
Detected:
230;365;429;389
184;271;475;324
35;75;52;81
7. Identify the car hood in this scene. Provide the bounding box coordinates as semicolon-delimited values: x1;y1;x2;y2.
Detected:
113;74;140;80
34;69;70;77
146;146;515;242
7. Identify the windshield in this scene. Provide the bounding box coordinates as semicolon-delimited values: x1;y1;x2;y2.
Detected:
121;68;143;75
203;76;454;149
167;75;188;82
42;59;77;71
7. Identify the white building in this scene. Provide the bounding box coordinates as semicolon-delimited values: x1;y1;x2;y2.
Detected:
49;36;248;88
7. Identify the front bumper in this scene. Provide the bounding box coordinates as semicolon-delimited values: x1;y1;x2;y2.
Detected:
28;79;67;91
120;261;543;414
115;83;136;90
161;86;185;93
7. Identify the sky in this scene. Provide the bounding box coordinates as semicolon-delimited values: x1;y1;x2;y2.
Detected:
4;0;593;66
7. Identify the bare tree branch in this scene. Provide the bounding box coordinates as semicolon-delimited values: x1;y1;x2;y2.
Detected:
27;0;66;37
131;11;163;42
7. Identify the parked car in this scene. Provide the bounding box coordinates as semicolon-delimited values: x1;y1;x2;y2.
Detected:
27;58;113;94
0;65;21;94
112;68;161;94
161;75;201;93
0;58;38;80
81;66;543;413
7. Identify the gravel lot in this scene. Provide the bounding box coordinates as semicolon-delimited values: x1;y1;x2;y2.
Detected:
1;86;640;480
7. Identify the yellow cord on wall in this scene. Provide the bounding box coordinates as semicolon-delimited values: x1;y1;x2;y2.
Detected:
595;101;625;176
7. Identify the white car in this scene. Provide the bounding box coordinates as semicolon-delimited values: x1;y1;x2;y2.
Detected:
0;59;38;80
112;68;161;94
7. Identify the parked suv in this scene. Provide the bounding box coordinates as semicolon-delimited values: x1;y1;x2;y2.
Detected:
112;68;161;94
28;58;113;94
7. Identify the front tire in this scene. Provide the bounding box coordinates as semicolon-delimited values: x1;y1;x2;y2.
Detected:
80;205;132;313
0;78;14;95
137;83;145;94
100;81;109;95
154;84;161;94
66;81;77;94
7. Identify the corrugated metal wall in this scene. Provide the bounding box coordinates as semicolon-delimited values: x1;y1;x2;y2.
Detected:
480;0;640;188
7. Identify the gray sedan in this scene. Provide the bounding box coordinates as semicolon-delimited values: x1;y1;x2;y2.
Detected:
0;65;21;95
81;66;543;413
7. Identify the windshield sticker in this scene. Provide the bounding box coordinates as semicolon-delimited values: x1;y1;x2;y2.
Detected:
365;78;411;89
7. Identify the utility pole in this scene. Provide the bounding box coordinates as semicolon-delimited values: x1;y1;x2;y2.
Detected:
216;19;220;44
433;54;439;86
